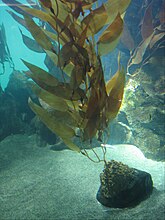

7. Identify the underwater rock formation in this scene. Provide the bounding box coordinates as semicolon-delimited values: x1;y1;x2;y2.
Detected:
110;65;165;161
97;160;153;208
0;70;57;146
0;71;31;140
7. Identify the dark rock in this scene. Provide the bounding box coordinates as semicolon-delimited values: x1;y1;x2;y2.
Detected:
0;70;34;141
0;70;57;146
97;160;153;208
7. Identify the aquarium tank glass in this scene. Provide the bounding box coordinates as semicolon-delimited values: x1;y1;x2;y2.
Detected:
0;0;164;219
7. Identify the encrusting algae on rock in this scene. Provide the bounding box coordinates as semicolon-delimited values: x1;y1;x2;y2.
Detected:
97;160;153;208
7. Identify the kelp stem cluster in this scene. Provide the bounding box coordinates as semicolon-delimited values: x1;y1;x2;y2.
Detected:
4;0;131;162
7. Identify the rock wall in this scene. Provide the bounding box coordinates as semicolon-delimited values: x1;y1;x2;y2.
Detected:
109;62;165;161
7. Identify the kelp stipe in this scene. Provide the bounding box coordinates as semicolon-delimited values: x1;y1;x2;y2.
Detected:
4;0;131;163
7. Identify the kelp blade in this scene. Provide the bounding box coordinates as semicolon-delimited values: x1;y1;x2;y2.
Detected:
98;13;123;56
106;55;125;121
28;98;80;152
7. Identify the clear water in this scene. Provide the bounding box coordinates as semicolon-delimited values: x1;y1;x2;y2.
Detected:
0;1;164;219
0;0;46;89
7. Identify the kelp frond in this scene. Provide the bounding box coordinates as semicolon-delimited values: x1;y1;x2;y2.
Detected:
4;0;131;162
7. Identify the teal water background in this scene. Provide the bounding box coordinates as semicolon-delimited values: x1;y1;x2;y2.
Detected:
0;0;46;89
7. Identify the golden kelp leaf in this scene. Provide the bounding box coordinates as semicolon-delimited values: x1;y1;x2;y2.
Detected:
128;33;154;67
19;6;58;30
82;4;108;36
22;60;59;87
28;98;75;138
23;60;84;100
105;0;131;25
70;65;84;89
38;98;79;128
106;53;121;95
86;88;99;119
19;29;44;53
67;19;81;39
59;42;89;70
42;29;65;46
7;10;27;29
98;13;123;56
63;62;75;77
68;109;84;126
39;0;52;9
30;83;69;112
106;66;125;121
83;116;98;141
59;42;76;67
23;15;55;52
2;0;26;15
77;24;88;47
44;50;58;66
62;139;81;153
28;98;80;152
18;6;69;43
50;110;77;128
51;0;69;22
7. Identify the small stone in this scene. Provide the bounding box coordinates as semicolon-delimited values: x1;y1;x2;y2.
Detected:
96;160;153;208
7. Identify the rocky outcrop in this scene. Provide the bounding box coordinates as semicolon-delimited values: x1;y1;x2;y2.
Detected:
0;70;57;146
109;64;165;161
97;160;153;208
0;71;32;140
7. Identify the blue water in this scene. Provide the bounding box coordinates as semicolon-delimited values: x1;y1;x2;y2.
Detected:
0;0;46;89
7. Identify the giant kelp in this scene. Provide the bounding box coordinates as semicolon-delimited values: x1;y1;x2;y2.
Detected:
0;23;15;75
4;0;131;162
125;0;165;71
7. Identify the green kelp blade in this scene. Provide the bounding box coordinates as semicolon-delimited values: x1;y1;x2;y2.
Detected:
23;60;85;101
28;98;80;152
106;66;125;122
83;116;98;141
22;60;59;87
23;15;55;52
62;139;81;153
51;0;69;23
19;29;44;53
70;65;84;90
105;0;131;24
44;50;58;66
42;29;65;46
7;10;27;29
19;6;72;43
38;0;52;9
2;0;26;15
98;13;123;56
30;83;69;112
82;4;108;36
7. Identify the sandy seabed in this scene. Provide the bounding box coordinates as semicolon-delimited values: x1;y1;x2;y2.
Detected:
0;134;165;220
